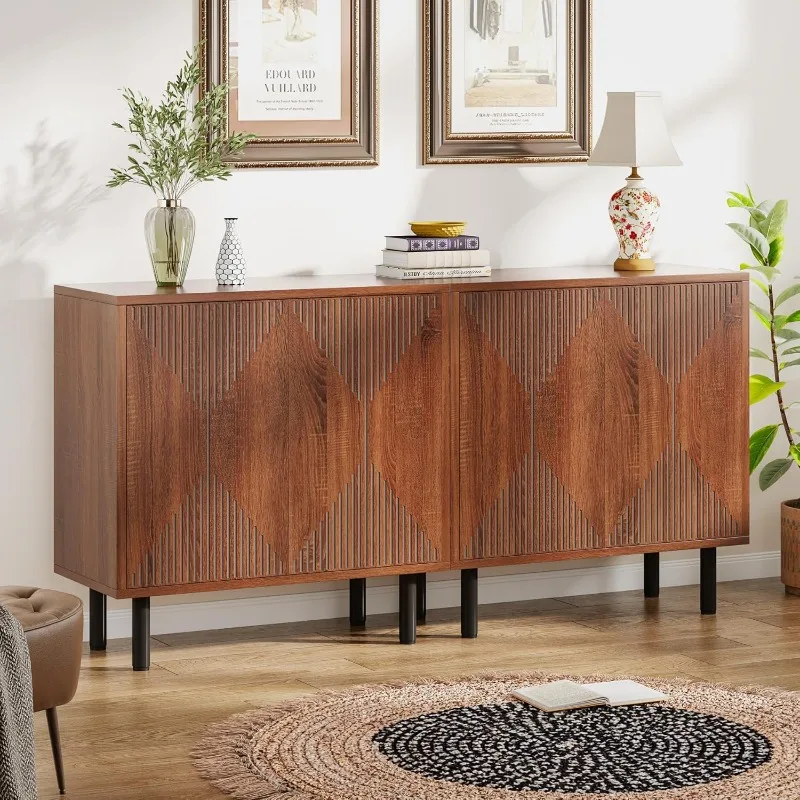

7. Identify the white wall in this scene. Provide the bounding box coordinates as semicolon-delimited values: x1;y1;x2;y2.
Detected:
1;0;797;631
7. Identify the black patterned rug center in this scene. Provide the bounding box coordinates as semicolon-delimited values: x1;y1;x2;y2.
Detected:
372;702;773;794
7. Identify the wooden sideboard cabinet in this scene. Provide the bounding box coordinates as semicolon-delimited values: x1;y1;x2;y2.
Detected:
54;266;750;669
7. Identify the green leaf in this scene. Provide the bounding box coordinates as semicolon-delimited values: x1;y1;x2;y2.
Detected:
750;425;779;473
728;191;754;208
750;374;785;404
782;345;800;355
775;284;800;308
747;184;756;204
749;301;772;331
769;235;785;267
727;223;770;260
764;200;789;242
748;263;779;282
760;458;793;490
778;328;800;341
791;445;800;466
750;347;772;360
782;358;800;369
751;277;770;296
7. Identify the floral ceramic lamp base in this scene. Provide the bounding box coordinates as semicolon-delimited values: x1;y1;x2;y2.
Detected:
609;170;660;272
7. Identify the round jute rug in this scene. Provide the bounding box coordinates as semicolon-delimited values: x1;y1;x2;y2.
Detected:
192;672;800;800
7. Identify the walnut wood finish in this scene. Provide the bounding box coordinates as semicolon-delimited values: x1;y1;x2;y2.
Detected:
123;296;447;592
53;267;749;601
54;295;123;593
457;281;749;566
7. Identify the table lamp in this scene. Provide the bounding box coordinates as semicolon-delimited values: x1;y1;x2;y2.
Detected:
588;92;682;272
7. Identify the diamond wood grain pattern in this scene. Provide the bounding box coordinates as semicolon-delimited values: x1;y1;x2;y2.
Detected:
369;304;448;557
459;299;532;548
210;310;364;571
459;282;746;563
677;290;747;528
126;296;445;590
126;318;207;580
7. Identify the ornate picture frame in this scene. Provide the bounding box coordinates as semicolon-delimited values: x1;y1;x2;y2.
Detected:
201;0;378;168
423;0;591;165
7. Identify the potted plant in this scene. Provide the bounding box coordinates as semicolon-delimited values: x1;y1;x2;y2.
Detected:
727;187;800;593
108;47;251;287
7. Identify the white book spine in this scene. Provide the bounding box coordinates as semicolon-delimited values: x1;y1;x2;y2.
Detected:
376;266;492;280
381;249;491;268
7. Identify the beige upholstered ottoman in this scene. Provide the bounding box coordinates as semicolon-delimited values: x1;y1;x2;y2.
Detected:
0;587;82;795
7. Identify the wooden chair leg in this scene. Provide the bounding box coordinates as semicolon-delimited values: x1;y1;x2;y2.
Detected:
46;707;66;795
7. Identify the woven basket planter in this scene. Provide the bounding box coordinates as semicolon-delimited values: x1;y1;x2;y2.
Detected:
781;499;800;594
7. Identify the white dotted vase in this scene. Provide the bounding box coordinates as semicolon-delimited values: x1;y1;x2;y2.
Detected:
215;218;247;286
608;175;661;271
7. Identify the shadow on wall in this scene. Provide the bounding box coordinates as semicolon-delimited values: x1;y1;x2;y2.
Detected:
0;123;102;582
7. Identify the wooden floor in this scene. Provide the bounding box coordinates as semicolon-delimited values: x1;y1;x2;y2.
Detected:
34;578;800;798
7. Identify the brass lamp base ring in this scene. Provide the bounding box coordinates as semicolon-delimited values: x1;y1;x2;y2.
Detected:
614;257;656;272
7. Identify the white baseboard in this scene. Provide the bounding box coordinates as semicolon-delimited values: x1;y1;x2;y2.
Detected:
87;550;781;642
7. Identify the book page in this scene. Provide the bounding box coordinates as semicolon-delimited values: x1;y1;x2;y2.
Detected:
512;680;606;712
584;680;668;707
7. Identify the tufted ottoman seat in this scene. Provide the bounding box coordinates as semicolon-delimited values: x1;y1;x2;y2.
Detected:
0;586;82;795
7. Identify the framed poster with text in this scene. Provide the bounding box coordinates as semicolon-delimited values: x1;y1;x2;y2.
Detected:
423;0;591;164
201;0;378;167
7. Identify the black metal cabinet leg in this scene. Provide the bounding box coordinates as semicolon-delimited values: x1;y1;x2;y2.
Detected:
700;548;717;615
399;574;417;644
89;589;107;651
644;553;660;598
416;573;427;623
349;578;366;627
132;597;151;671
46;707;66;795
461;568;478;639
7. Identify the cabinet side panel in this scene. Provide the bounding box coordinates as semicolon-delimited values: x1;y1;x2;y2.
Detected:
54;295;119;592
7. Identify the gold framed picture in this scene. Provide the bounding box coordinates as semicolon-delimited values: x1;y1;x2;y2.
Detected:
201;0;378;167
423;0;591;164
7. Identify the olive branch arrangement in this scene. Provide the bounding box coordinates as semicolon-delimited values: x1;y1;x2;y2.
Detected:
727;187;798;490
107;46;252;200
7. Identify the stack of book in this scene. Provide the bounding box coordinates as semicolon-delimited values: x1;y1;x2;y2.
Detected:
376;234;491;280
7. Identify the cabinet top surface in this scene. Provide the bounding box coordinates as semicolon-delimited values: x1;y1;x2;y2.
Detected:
55;265;747;305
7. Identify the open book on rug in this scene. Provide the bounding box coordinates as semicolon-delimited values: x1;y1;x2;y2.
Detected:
511;680;669;713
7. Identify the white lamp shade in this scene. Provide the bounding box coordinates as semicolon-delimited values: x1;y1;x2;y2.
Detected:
588;92;682;168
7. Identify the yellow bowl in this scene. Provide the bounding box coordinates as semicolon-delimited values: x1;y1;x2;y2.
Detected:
409;221;467;238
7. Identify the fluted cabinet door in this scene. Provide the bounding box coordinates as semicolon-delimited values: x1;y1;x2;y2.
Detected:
125;295;449;590
457;282;748;563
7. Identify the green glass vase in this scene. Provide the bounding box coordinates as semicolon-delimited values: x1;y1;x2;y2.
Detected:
144;200;195;287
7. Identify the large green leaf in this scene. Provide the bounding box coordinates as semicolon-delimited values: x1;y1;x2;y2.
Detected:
750;374;785;404
764;200;789;242
727;223;770;260
728;191;754;208
775;283;800;308
759;458;793;490
750;347;772;360
749;301;772;331
746;263;779;282
750;425;779;473
769;235;785;267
